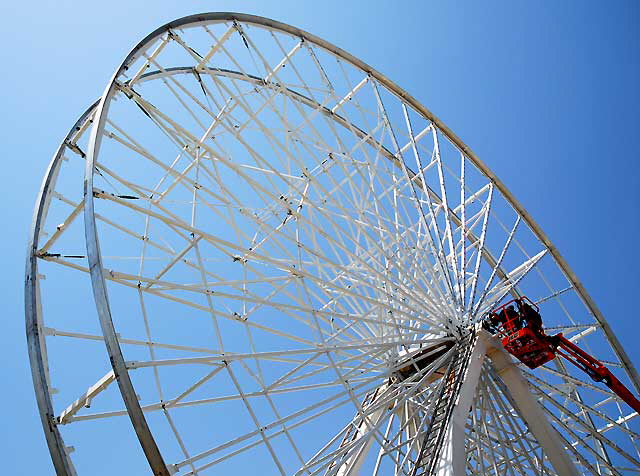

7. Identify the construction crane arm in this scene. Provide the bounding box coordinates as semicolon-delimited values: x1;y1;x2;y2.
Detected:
550;333;640;414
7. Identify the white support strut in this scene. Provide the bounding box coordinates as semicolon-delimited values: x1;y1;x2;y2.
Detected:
435;332;489;476
332;386;388;476
486;334;580;476
431;330;579;476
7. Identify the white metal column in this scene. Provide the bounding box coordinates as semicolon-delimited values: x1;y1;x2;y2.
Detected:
398;398;422;467
434;332;489;475
431;330;579;476
334;389;388;476
486;333;579;476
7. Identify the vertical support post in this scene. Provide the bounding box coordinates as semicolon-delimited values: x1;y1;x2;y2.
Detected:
434;332;488;475
399;399;422;465
335;395;387;476
487;334;579;476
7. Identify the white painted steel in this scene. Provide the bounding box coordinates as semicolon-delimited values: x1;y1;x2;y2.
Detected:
83;13;640;475
26;104;98;476
28;12;640;475
487;334;579;476
434;331;489;476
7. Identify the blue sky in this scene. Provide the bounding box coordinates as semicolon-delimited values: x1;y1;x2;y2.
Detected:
2;1;639;473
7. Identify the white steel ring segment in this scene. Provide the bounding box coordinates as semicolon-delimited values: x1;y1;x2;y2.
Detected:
25;69;521;475
27;102;98;476
91;10;640;393
27;67;212;475
30;64;467;476
83;12;640;474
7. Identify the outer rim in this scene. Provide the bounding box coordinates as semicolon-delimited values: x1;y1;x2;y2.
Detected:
116;11;640;392
83;11;640;474
26;102;98;476
26;67;200;474
29;65;515;473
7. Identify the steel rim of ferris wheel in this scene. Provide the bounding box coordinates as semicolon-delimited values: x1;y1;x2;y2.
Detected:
26;68;252;475
30;12;640;475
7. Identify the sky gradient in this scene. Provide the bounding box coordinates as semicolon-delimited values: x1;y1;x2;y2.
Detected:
2;1;639;472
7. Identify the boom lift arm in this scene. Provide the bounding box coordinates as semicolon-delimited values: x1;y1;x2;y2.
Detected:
485;297;640;414
550;333;640;414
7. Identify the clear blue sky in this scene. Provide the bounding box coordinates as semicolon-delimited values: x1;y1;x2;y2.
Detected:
2;1;639;473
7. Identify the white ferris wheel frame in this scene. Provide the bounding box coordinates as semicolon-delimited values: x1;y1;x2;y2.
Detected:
26;11;639;476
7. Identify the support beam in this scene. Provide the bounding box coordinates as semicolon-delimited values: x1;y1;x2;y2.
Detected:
332;387;388;476
423;330;579;475
486;333;580;476
398;399;422;467
435;332;488;476
58;370;116;424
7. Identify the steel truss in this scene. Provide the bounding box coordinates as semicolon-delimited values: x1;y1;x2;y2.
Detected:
27;12;640;475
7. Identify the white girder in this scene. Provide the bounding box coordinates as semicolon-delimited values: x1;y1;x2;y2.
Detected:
27;12;640;476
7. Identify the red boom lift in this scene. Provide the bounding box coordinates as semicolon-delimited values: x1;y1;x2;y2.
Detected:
484;297;640;413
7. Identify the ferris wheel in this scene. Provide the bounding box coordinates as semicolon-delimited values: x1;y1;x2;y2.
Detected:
26;12;640;475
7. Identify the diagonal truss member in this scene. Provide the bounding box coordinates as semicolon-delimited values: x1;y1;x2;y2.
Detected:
423;329;578;476
331;329;579;475
411;330;478;475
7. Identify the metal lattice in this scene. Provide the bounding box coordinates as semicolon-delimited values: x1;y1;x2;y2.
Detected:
26;12;640;476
